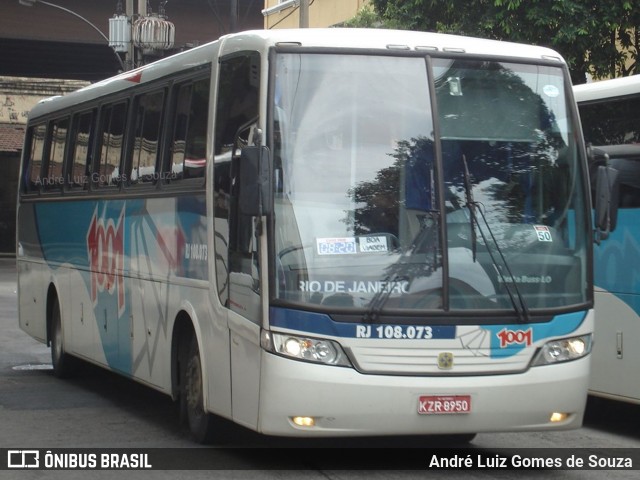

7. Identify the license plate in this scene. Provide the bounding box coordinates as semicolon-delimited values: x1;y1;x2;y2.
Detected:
418;395;471;415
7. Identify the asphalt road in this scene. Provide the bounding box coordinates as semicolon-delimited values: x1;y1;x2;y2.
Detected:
1;257;638;479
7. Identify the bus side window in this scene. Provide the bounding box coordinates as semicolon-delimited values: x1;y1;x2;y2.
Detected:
42;117;69;192
168;76;210;183
593;154;640;209
68;110;95;190
23;123;47;193
129;89;165;186
96;101;128;188
618;183;640;208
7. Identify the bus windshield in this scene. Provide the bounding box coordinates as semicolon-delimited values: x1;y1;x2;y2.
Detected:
272;52;589;317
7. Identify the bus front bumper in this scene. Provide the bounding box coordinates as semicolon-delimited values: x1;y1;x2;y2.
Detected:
257;352;590;437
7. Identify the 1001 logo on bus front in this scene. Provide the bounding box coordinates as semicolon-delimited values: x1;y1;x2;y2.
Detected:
497;328;533;348
87;206;125;316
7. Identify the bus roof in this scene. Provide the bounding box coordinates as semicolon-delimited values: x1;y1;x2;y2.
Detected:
27;28;567;120
573;75;640;103
224;28;565;59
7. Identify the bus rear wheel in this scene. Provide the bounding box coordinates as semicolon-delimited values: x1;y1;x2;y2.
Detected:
50;297;75;378
181;335;218;444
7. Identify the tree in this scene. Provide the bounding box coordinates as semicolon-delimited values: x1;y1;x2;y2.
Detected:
369;0;640;83
341;3;385;28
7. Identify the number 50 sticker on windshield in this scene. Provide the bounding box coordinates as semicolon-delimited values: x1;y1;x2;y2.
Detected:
534;225;552;242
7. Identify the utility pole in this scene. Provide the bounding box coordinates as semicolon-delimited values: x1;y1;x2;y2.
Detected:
300;0;309;28
230;0;238;33
126;0;134;69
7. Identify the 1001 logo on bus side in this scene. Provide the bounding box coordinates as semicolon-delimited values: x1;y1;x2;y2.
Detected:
87;205;125;316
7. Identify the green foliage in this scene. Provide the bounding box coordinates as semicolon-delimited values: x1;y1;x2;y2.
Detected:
341;3;387;28
369;0;640;83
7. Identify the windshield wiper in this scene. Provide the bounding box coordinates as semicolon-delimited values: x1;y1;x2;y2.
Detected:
363;272;405;324
462;155;478;262
363;212;440;323
461;155;530;323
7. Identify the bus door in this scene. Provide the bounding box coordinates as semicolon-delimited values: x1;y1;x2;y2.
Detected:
213;50;263;428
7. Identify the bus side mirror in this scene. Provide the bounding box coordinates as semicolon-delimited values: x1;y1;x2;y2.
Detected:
238;146;272;216
594;164;619;243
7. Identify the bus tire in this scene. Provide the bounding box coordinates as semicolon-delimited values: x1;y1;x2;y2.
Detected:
181;334;217;444
50;297;75;378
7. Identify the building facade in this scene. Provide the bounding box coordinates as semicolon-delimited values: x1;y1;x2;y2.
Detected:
0;78;89;255
1;1;264;256
263;0;370;29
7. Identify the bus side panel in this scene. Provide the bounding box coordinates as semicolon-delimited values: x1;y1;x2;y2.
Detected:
126;196;208;390
229;311;261;430
33;199;131;373
592;289;640;403
16;202;48;343
67;266;101;361
592;208;640;403
16;260;48;344
28;194;213;394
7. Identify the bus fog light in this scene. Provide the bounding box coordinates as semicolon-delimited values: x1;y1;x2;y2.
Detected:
532;334;592;366
550;412;568;423
264;330;351;367
292;416;316;427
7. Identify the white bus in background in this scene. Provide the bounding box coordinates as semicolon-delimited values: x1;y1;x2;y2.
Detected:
575;75;640;404
17;28;610;444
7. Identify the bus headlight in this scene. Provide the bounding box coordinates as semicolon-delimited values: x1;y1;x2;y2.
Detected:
531;334;592;366
261;330;352;367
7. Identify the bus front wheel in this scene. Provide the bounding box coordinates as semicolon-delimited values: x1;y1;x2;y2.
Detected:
181;335;217;444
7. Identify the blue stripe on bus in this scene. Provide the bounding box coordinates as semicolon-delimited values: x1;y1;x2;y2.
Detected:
270;307;456;339
270;307;586;358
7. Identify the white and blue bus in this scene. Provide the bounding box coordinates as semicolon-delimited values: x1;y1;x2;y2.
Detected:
17;28;605;443
574;75;640;405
